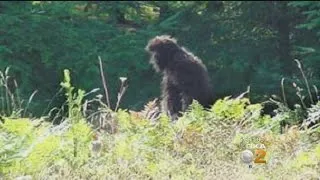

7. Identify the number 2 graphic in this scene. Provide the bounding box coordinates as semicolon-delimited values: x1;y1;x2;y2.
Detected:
254;149;267;163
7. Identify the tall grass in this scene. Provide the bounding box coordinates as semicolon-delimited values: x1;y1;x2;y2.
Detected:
0;67;38;117
0;64;319;179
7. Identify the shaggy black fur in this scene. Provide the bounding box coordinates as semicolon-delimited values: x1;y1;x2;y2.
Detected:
145;35;215;120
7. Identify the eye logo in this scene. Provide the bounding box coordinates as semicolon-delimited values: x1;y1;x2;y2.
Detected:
241;150;254;164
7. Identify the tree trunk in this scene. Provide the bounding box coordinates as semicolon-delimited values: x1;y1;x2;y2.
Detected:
277;2;293;75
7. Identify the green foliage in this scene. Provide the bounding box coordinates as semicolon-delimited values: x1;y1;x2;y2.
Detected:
1;118;34;137
60;69;85;122
63;120;92;166
60;69;92;163
289;143;320;170
0;118;53;174
0;117;92;176
175;101;207;133
0;69;93;176
211;97;263;123
0;93;320;179
289;2;320;31
23;135;60;173
303;101;320;130
212;97;250;120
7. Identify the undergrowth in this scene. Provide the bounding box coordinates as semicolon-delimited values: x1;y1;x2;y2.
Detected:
0;67;319;180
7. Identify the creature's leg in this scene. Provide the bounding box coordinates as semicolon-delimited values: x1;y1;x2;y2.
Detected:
181;94;193;112
162;87;182;121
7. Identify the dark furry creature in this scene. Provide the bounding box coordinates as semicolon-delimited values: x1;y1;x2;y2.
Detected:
145;35;214;120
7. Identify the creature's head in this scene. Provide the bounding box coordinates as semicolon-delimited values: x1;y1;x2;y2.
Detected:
145;35;180;72
145;35;178;52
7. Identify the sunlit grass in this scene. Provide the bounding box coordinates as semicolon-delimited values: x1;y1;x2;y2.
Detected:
0;68;319;179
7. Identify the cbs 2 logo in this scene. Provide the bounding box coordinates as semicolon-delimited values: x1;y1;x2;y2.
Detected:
254;149;267;163
248;144;267;164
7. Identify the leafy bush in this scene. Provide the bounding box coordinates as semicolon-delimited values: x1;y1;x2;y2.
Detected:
1;97;320;179
0;69;320;179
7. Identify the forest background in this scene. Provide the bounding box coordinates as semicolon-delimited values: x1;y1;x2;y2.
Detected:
1;1;320;116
